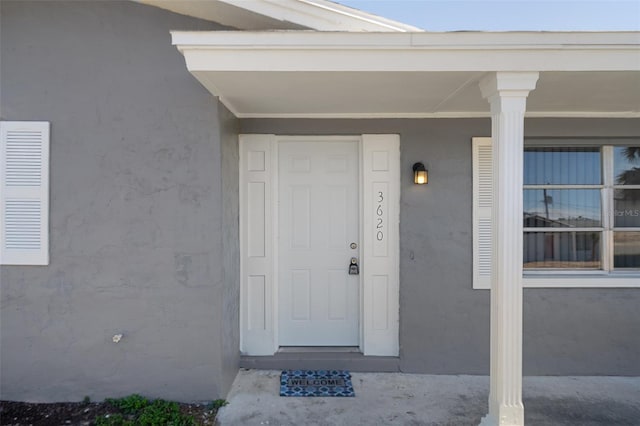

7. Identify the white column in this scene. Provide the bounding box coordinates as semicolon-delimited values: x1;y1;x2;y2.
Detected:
479;72;539;426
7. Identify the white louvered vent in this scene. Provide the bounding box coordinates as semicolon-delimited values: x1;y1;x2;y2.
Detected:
1;121;50;265
477;218;492;278
5;200;41;249
5;130;43;186
477;145;492;208
472;137;492;289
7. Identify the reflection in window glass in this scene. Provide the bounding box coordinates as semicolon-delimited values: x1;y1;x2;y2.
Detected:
523;232;600;269
614;189;640;228
524;189;601;228
614;232;640;268
524;147;601;185
613;146;640;186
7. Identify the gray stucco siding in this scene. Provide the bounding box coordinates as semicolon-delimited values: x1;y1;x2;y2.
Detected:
240;118;640;376
1;1;238;402
219;97;241;395
2;0;639;404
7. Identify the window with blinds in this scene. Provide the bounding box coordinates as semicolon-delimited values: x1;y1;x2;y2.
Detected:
473;138;640;289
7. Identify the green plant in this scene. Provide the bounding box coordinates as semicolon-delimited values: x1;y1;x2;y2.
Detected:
106;394;149;414
97;395;196;426
137;399;194;426
210;399;228;410
82;395;91;405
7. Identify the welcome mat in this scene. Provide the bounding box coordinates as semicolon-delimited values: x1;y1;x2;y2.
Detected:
280;370;355;397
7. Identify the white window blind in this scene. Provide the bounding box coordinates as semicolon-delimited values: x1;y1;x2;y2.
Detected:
0;121;50;265
472;137;640;289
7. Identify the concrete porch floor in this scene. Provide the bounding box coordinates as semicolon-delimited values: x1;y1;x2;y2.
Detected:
216;370;640;425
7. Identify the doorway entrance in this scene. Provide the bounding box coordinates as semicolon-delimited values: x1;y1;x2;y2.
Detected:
278;140;360;346
239;134;399;356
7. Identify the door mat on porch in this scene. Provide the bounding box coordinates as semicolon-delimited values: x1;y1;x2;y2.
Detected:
280;370;355;397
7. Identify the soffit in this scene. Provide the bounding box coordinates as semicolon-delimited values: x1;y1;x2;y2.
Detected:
174;31;640;118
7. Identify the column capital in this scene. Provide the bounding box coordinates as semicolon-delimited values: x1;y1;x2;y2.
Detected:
479;72;540;101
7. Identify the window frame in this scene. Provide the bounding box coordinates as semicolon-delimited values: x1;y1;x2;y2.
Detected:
472;137;640;289
609;145;640;271
523;146;606;272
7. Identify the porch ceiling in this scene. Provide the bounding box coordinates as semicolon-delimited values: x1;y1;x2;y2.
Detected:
173;31;640;118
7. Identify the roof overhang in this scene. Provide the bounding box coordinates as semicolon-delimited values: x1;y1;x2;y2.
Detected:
137;0;421;32
172;31;640;118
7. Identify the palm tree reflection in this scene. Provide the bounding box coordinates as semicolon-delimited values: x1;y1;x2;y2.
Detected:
614;146;640;268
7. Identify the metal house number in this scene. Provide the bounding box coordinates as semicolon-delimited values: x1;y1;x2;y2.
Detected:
376;191;384;241
372;184;388;257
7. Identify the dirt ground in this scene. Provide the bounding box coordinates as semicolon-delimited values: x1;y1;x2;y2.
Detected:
0;400;217;426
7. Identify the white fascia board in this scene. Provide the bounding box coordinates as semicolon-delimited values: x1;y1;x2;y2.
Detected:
231;111;640;119
172;31;640;72
136;0;420;32
172;30;640;48
218;0;422;32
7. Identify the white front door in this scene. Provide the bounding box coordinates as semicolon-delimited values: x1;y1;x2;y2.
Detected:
278;140;360;346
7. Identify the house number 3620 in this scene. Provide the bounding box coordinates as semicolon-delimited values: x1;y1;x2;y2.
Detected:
376;191;384;241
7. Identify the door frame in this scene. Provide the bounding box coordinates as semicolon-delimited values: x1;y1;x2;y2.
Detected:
239;134;400;356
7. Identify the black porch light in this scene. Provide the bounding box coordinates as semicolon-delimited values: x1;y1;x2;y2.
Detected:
413;162;428;185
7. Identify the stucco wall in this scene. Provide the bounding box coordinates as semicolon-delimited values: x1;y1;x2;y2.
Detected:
219;99;241;394
1;1;239;401
240;118;640;376
2;0;638;404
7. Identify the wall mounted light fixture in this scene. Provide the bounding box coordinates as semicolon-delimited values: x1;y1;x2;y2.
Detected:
413;162;428;185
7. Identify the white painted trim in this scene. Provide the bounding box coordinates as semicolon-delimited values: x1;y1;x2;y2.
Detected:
271;140;280;351
358;138;365;351
524;111;640;118
233;111;640;119
215;97;241;118
470;276;640;289
523;276;640;288
472;137;493;290
0;121;50;266
173;30;640;48
173;30;640;72
523;185;603;189
473;137;640;290
361;134;400;356
239;134;400;356
479;71;538;426
239;134;278;355
140;0;420;32
290;0;421;32
231;0;420;32
174;31;638;119
603;145;615;272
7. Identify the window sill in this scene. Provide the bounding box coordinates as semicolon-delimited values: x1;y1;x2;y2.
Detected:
474;274;640;289
523;274;640;288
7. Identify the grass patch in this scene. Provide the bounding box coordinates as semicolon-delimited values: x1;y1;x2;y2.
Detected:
210;399;229;410
96;394;207;426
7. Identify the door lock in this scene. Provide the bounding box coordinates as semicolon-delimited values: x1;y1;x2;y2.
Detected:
349;257;359;275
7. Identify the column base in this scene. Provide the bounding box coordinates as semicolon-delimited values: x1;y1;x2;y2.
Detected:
478;404;524;426
479;413;498;426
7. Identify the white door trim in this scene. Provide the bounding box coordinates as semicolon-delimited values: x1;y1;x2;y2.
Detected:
240;134;400;356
